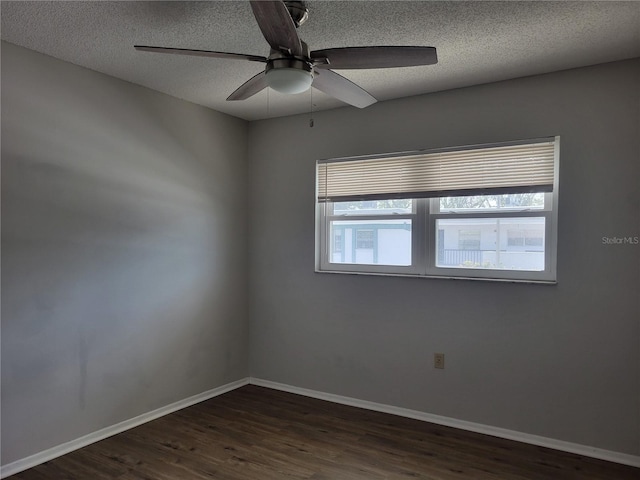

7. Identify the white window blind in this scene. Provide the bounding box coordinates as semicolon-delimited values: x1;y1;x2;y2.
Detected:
317;139;556;202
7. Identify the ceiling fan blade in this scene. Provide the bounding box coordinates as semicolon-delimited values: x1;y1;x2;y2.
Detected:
311;46;437;69
227;71;268;101
250;1;303;57
134;45;267;63
312;69;376;109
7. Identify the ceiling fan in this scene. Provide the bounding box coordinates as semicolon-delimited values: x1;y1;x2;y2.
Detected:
135;0;437;109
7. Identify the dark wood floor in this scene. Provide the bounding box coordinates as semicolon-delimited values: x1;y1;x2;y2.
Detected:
10;385;639;479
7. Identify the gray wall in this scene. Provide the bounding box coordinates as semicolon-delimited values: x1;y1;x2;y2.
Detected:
248;59;640;455
1;42;250;464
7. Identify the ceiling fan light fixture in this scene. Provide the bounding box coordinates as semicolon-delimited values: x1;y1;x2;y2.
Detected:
266;68;313;94
265;58;313;94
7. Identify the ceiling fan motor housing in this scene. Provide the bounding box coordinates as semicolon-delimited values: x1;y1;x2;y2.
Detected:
284;1;309;27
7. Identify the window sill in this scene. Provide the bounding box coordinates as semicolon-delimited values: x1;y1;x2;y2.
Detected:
315;268;557;285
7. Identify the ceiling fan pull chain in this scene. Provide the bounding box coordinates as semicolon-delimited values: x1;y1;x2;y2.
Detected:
267;87;270;118
309;89;313;126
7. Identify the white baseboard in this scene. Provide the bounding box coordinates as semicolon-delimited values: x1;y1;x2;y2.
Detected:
0;377;250;479
250;377;640;469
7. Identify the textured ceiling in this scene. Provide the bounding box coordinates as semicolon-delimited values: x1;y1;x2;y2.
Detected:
2;1;639;121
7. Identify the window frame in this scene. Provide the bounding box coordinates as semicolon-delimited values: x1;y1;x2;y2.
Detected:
315;137;559;283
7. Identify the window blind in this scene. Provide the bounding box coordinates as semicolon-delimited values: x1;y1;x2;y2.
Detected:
317;139;556;202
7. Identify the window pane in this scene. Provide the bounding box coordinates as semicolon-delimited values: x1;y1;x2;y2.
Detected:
439;193;545;212
436;217;545;271
333;199;413;216
330;219;412;266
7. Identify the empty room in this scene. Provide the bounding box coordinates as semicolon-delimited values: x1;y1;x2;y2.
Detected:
1;1;639;478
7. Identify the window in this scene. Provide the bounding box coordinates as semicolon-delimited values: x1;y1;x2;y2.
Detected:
356;229;375;249
508;228;544;248
458;230;481;250
316;138;559;282
333;229;343;254
508;230;525;247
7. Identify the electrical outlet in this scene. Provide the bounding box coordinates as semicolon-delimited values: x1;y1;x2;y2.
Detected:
434;353;445;369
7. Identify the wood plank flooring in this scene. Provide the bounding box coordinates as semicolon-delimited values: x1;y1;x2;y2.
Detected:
10;385;639;479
